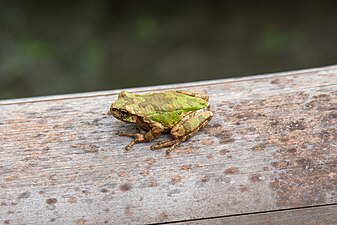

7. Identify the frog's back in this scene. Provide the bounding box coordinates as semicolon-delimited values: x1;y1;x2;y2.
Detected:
139;91;209;127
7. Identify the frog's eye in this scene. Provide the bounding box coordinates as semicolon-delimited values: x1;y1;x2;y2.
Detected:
120;110;129;117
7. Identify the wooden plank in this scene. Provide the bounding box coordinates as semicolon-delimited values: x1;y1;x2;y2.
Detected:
175;205;337;225
0;65;336;224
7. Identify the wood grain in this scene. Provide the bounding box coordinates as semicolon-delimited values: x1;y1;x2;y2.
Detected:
0;65;336;224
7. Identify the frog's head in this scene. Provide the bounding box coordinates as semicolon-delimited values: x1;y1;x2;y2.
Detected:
108;91;137;123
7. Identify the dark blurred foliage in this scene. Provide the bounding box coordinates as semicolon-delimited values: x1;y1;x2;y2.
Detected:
1;1;337;99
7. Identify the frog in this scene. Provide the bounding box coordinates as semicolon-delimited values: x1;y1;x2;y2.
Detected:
108;90;213;154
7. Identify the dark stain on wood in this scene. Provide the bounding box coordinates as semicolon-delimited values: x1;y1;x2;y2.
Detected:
206;154;213;159
159;212;169;221
171;175;182;185
100;188;109;193
225;167;239;174
239;184;249;192
252;144;265;152
250;174;262;183
68;196;77;204
71;144;99;153
139;170;149;176
219;149;230;155
18;192;30;199
180;165;192;170
149;179;159;187
118;171;127;177
75;218;87;225
286;120;305;131
120;183;132;192
46;198;58;205
125;206;133;216
144;157;156;165
206;124;234;144
201;175;209;183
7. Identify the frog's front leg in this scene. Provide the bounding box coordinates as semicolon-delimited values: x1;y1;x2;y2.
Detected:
151;111;213;154
118;122;164;150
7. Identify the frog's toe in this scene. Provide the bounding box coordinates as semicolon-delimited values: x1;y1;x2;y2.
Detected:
125;140;137;150
150;139;178;150
166;141;182;154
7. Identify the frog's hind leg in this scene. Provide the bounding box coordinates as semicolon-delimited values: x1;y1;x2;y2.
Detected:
118;122;164;150
175;90;209;101
150;111;213;154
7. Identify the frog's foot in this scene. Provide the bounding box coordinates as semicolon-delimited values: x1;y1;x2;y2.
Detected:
150;139;182;154
117;131;145;150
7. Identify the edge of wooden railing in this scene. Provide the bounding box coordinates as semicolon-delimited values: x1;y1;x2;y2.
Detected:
1;64;337;105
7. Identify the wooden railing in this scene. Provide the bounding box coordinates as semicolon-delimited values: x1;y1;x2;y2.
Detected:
0;65;336;224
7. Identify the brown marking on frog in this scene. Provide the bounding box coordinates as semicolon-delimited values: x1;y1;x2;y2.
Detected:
225;167;239;174
171;175;182;185
120;183;132;192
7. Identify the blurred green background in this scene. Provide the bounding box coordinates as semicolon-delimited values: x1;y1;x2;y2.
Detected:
1;1;337;100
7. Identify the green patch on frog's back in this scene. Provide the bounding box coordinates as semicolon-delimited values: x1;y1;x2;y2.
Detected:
139;91;208;127
148;110;186;127
140;91;208;112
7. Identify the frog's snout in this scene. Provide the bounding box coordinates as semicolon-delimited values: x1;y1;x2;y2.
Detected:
107;110;112;115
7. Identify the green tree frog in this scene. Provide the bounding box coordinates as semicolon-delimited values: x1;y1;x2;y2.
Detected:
108;90;213;154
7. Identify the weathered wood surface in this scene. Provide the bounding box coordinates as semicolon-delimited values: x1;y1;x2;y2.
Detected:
0;65;336;224
177;205;337;225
